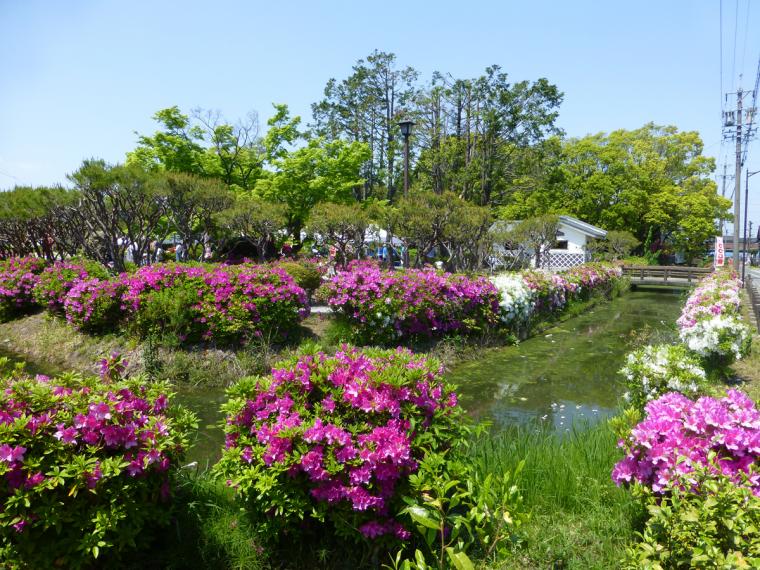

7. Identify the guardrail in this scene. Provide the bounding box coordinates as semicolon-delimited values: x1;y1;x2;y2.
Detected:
622;265;713;284
747;273;760;333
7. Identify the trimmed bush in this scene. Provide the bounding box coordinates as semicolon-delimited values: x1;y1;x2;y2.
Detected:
0;257;46;321
276;258;326;293
620;344;707;411
33;259;109;313
0;356;196;568
215;346;467;544
64;277;126;333
677;271;752;365
612;390;760;494
324;264;501;344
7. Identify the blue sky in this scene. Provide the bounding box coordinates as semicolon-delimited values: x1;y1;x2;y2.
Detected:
2;0;759;232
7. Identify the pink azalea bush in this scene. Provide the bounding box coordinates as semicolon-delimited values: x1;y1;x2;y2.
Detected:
323;264;501;344
676;271;751;364
63;262;310;344
64;277;127;332
215;346;468;543
33;259;109;313
612;390;760;495
0;257;46;321
0;356;196;568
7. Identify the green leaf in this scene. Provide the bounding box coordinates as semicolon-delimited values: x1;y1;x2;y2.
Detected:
446;548;475;570
407;505;440;530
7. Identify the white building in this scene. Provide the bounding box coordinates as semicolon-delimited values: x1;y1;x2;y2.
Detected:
491;215;607;270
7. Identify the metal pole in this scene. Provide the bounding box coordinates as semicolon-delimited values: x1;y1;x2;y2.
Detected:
403;133;410;196
744;168;750;283
734;89;743;273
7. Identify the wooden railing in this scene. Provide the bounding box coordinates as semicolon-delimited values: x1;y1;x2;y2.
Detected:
621;265;713;284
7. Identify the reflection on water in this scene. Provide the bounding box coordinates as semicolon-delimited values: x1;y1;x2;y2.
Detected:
447;289;683;432
174;387;228;468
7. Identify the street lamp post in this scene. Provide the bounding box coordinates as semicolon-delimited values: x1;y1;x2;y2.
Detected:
744;169;760;283
397;118;415;197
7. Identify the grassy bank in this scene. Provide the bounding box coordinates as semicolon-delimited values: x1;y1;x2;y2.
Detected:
0;278;630;388
471;423;641;569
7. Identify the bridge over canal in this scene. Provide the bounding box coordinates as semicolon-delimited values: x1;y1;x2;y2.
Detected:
622;265;712;288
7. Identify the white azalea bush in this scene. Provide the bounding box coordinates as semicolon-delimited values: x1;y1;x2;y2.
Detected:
676;272;752;366
490;273;535;325
620;344;707;411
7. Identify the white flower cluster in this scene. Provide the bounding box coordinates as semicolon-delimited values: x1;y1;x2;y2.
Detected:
490;273;535;325
676;272;752;362
679;314;751;360
621;344;706;406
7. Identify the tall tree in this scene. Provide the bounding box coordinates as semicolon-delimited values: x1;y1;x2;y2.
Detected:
312;50;418;200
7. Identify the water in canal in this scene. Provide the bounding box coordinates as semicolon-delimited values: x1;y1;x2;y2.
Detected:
0;289;684;463
448;288;683;432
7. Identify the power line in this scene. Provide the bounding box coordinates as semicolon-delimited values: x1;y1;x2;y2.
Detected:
741;0;751;75
720;0;725;110
732;0;739;89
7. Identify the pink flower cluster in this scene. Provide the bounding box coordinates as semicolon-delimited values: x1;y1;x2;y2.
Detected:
612;390;760;494
33;259;107;312
324;264;501;343
676;271;742;330
0;257;46;320
530;262;622;313
218;347;463;541
63;262;309;342
1;379;175;493
0;364;193;565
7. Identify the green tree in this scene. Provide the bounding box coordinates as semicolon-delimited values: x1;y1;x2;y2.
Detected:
255;138;370;244
500;124;731;261
216;196;287;262
306;202;370;268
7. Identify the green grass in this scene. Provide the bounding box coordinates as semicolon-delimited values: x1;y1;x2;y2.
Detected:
469;422;644;569
118;471;269;570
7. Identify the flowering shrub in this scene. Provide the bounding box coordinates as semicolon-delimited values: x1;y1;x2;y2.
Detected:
126;263;309;344
676;271;752;364
490;273;534;325
624;465;760;568
62;262;309;344
0;358;196;568
0;257;46;321
64;277;126;332
33;258;109;313
215;346;468;544
490;262;624;327
620;344;707;411
323;264;501;344
612;390;760;495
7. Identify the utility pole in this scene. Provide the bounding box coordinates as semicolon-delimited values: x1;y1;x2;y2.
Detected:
735;88;743;273
719;163;732;234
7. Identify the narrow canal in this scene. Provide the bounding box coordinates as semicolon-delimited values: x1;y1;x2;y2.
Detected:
0;288;684;464
449;288;683;432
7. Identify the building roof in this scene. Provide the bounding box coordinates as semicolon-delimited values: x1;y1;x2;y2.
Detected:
558;216;607;239
490;216;607;239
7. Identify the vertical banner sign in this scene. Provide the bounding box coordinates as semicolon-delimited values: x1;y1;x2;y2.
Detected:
715;236;725;267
